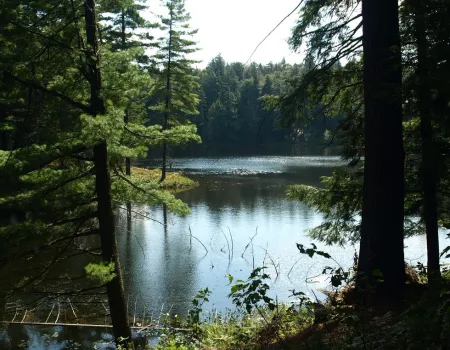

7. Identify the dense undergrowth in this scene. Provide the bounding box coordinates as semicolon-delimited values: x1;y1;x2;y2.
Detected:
136;252;450;350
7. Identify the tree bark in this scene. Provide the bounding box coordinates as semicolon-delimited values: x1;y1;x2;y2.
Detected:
161;7;173;182
413;0;441;292
358;0;406;299
84;0;132;343
93;142;132;343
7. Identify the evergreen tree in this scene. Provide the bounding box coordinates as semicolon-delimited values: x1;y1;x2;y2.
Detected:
83;0;132;340
411;0;440;292
281;0;450;299
100;0;155;222
100;0;153;54
0;0;199;344
151;0;200;181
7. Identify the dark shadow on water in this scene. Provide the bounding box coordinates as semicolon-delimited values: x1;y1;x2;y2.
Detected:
0;324;156;349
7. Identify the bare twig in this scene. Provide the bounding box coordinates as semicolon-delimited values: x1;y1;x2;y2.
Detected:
68;298;77;319
55;302;60;324
227;227;234;260
133;297;137;327
188;230;208;255
287;258;302;280
45;303;55;323
189;225;193;251
21;310;28;323
220;228;231;262
257;245;280;280
242;228;258;258
114;202;164;225
11;308;18;323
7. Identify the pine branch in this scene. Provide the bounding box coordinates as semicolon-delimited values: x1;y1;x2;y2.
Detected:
4;72;91;114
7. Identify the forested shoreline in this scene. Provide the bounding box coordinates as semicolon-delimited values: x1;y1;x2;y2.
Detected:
153;55;340;157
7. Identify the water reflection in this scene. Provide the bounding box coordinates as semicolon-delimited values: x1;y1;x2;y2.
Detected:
0;324;151;349
118;157;345;317
118;156;449;318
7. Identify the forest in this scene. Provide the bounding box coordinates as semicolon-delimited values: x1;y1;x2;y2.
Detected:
0;0;450;349
184;56;338;155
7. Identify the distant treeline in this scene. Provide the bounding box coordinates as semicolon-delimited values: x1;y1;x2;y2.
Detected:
161;55;340;156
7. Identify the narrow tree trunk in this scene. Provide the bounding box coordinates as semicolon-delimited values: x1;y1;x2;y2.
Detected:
122;8;132;223
121;9;126;48
84;0;132;343
413;0;441;292
93;142;132;342
161;9;173;183
358;0;406;299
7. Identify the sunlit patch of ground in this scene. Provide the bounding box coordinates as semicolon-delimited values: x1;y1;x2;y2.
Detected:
131;166;198;192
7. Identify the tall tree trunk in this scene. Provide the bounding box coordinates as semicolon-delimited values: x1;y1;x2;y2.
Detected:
122;8;132;223
358;0;406;299
161;8;173;183
84;0;132;343
413;0;441;292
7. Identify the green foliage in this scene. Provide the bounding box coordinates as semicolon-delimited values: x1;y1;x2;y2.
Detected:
151;340;194;350
150;0;201;124
280;0;450;250
0;0;202;325
188;55;338;153
297;244;350;288
188;288;211;326
287;169;362;244
149;273;314;350
228;267;276;314
99;0;154;55
297;243;331;259
85;262;117;285
131;167;198;191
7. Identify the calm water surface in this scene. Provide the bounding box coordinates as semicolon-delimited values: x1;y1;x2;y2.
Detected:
2;156;448;348
118;156;447;317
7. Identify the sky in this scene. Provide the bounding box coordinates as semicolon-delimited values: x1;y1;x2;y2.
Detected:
145;0;303;68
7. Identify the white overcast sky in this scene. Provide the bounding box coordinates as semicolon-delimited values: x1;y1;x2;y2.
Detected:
145;0;303;68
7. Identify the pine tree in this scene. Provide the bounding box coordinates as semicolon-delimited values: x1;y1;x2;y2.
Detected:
99;0;156;223
151;0;200;181
100;0;153;53
0;0;199;344
83;0;132;341
272;0;407;298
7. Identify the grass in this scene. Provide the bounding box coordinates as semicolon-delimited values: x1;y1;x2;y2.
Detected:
147;306;313;350
143;268;450;350
131;167;198;192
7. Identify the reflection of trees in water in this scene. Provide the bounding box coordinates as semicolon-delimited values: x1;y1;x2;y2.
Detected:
117;207;198;317
176;175;320;221
115;169;334;318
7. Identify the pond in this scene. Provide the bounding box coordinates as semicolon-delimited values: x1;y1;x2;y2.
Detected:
2;156;447;349
117;156;447;318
